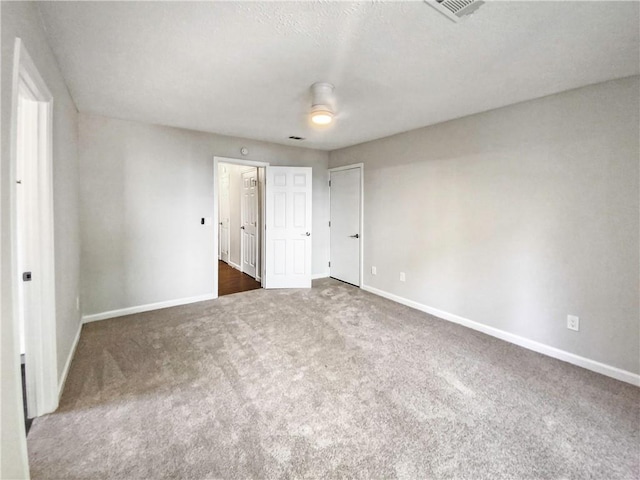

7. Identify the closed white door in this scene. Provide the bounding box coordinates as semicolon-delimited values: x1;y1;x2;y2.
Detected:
264;166;312;289
218;168;230;263
330;167;361;286
241;169;258;278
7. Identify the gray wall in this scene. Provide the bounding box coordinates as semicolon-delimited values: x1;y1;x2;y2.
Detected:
1;2;81;478
79;113;329;316
330;76;640;375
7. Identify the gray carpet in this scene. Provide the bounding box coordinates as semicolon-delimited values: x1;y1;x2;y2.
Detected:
28;278;639;479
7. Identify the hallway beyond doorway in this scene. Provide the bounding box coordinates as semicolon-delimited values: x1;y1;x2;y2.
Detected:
218;261;261;296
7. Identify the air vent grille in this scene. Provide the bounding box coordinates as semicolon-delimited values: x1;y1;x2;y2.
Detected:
440;0;474;14
426;0;485;22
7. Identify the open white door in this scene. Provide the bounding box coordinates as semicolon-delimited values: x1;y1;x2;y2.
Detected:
264;166;312;289
241;169;258;278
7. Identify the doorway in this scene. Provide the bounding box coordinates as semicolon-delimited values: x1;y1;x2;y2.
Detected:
329;164;363;287
213;157;315;296
10;39;59;424
216;160;265;296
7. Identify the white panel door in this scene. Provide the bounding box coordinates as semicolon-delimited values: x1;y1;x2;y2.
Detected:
241;169;258;278
265;166;312;289
330;167;361;286
218;168;230;263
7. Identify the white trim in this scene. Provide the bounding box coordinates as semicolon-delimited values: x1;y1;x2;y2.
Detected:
361;284;640;387
58;321;82;400
82;294;216;323
213;156;270;298
10;38;58;418
312;272;330;280
229;260;242;271
328;163;364;173
6;38;29;478
214;156;270;168
328;163;364;288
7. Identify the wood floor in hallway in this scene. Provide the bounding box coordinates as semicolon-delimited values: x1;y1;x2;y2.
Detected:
218;260;261;296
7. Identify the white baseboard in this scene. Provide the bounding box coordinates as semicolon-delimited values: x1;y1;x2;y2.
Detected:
229;261;242;271
58;320;82;400
82;294;216;324
312;272;330;280
361;284;640;387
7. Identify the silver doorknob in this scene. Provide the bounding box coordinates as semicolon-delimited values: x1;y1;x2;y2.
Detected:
241;226;245;230
350;234;359;238
301;232;311;236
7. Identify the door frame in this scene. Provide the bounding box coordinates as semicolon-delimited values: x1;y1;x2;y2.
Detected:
213;156;269;298
328;163;364;287
9;38;59;418
240;168;259;281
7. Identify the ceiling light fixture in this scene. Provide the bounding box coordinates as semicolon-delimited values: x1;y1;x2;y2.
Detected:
310;82;335;126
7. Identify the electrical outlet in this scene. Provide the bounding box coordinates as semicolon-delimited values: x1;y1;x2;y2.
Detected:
400;272;406;282
567;315;579;331
371;266;377;275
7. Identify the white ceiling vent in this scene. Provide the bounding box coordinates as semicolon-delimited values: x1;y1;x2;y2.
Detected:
425;0;485;23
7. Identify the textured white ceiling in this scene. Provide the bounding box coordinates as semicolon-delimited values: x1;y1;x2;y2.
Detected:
37;1;639;151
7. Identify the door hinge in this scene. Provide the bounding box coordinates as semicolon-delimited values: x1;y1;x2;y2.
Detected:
328;261;331;267
328;221;331;227
329;180;331;187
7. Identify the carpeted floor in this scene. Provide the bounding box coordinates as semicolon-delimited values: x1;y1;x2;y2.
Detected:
28;279;639;479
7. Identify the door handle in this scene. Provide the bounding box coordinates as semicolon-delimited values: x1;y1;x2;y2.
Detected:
241;226;245;230
350;234;359;239
301;232;311;236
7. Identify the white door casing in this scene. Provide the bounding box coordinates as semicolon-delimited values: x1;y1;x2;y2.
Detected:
264;166;313;289
10;39;58;418
218;166;230;263
329;166;362;286
16;87;39;417
241;169;258;279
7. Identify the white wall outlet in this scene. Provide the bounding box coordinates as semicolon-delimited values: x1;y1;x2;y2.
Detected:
567;315;580;331
400;272;406;282
371;266;377;275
